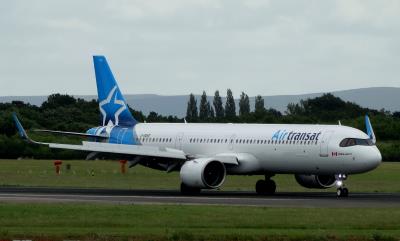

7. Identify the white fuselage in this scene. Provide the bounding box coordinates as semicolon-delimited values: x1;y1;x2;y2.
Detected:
123;123;382;175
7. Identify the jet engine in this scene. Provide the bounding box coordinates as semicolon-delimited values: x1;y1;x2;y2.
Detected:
295;174;336;189
180;158;226;189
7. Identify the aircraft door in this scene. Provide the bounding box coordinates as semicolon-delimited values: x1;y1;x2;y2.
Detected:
175;132;184;150
229;134;236;150
319;131;334;157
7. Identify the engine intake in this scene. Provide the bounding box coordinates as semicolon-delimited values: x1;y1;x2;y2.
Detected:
180;158;226;189
295;174;336;189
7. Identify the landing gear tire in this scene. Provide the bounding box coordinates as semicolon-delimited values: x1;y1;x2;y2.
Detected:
180;183;201;195
255;179;276;195
336;187;349;197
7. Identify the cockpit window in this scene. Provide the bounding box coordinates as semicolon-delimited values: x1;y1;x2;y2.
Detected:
339;138;374;147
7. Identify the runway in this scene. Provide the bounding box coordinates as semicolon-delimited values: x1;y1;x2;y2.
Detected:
0;187;399;207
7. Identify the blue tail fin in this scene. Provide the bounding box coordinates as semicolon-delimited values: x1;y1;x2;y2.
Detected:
93;56;137;127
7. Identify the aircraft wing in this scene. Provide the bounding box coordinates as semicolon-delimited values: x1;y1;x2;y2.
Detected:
33;129;108;140
12;113;186;160
49;141;187;159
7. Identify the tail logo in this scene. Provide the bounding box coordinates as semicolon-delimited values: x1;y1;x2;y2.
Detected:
99;85;127;126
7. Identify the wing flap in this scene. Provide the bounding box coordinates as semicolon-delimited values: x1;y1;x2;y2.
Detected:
49;141;187;160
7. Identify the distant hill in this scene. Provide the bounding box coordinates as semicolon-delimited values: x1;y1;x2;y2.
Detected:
1;87;399;117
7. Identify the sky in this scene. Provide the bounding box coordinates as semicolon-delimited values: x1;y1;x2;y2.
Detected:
1;0;399;97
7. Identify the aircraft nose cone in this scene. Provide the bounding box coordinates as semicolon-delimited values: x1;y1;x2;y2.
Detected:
367;147;382;170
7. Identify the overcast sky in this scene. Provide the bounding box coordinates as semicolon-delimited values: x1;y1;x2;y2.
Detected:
1;0;399;97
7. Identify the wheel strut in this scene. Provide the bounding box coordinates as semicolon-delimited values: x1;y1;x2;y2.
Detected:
335;174;349;198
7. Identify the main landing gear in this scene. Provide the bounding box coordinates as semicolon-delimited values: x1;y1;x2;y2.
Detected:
255;175;276;195
336;174;349;198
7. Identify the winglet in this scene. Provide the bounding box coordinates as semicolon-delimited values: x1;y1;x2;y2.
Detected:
12;112;29;140
365;115;376;144
12;113;41;144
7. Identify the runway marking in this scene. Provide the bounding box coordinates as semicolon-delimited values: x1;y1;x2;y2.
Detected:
0;189;399;207
0;193;312;201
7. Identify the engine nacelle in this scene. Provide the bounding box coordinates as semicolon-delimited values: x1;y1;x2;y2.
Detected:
295;174;336;189
180;158;226;189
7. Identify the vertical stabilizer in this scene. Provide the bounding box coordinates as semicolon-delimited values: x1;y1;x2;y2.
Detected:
93;56;137;127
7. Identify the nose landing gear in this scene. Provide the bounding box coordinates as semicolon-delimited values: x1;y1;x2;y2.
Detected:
255;175;276;195
335;174;348;197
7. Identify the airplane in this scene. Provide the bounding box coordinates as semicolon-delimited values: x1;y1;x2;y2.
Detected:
12;55;382;197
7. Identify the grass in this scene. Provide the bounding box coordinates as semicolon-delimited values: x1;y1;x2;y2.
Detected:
0;160;399;240
0;203;399;240
0;159;399;193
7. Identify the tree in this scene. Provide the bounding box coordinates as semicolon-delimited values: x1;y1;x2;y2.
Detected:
129;107;146;122
208;102;214;119
147;111;160;122
254;95;265;114
207;101;215;121
186;93;198;122
199;91;209;121
286;103;304;116
41;93;76;109
225;89;236;119
239;91;250;116
213;90;224;120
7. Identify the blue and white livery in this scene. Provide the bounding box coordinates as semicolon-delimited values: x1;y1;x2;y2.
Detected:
13;56;382;197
